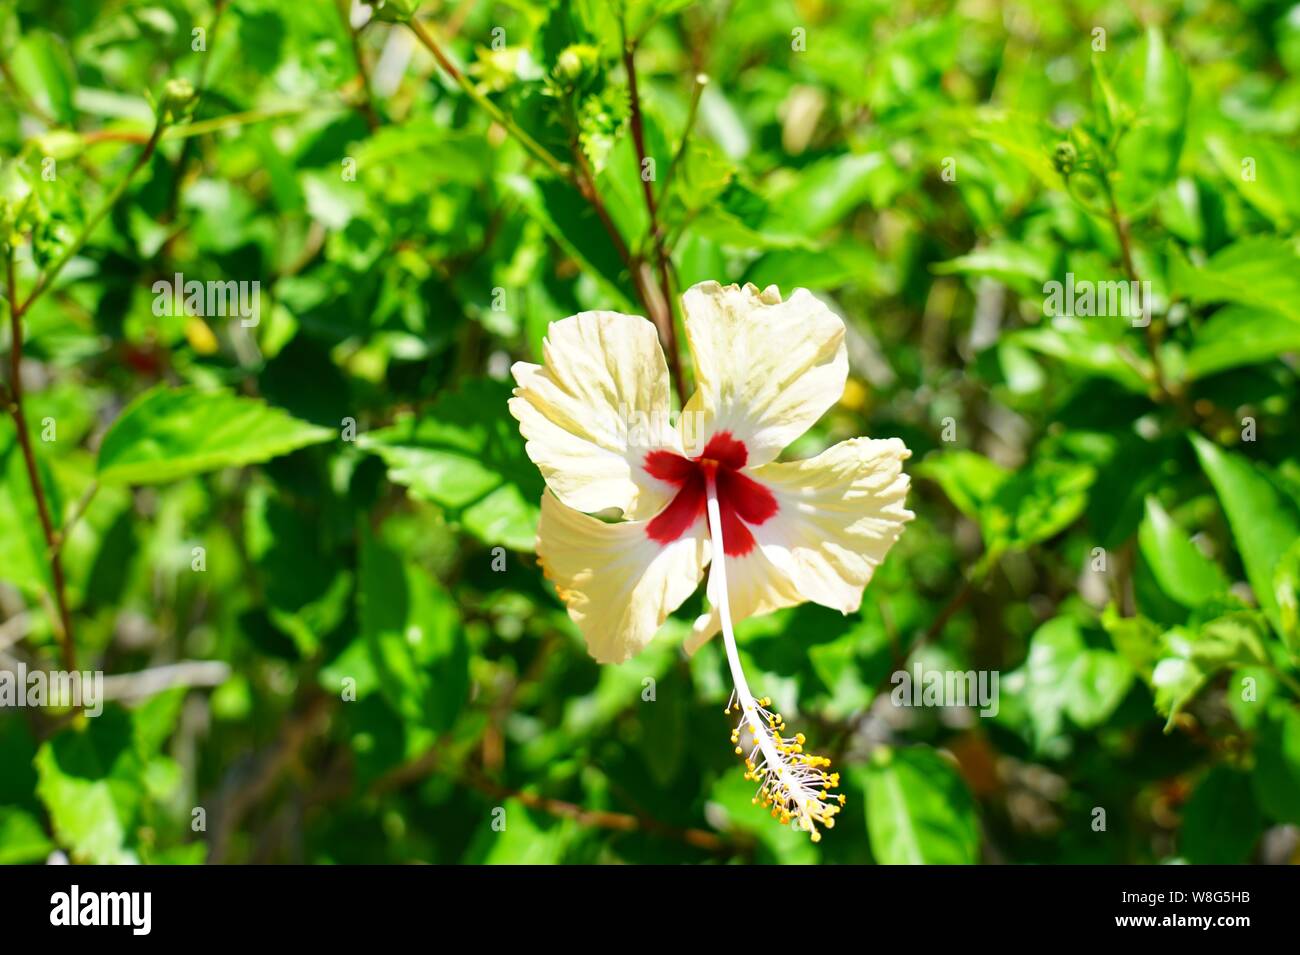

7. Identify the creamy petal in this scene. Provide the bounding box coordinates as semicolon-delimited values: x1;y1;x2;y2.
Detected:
687;437;912;652
537;490;708;664
679;282;847;466
510;311;681;520
686;545;803;654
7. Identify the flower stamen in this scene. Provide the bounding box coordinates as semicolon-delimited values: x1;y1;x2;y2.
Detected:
704;473;841;841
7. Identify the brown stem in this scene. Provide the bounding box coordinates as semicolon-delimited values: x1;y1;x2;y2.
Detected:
371;740;733;854
570;142;633;266
920;577;974;646
465;765;730;852
623;42;688;408
19;121;166;315
568;140;669;347
4;120;168;672
1103;178;1169;400
58;480;99;551
338;0;380;131
407;17;572;182
81;129;152;146
160;1;228;258
409;13;683;396
6;256;76;671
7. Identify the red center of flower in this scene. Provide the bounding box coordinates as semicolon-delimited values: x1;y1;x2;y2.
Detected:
643;432;778;557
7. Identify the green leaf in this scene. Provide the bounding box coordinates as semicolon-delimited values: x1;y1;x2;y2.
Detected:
97;386;334;485
934;241;1052;291
860;746;979;864
1112;28;1189;214
1004;325;1151;393
1191;434;1300;634
0;427;52;593
762;152;900;237
1184;307;1300;379
1252;706;1300;826
467;799;578;864
621;0;693;40
916;450;1009;521
1137;497;1228;608
244;484;347;639
11;31;77;125
1180;767;1262;864
1226;666;1277;731
359;379;542;550
740;241;877;290
1153;615;1268;729
0;807;54;864
506;174;635;307
984;458;1096;553
1010;616;1133;744
34;710;140;864
1171;238;1300;323
1274;540;1300;654
1207;135;1300;230
359;526;468;731
703;767;818;864
1102;605;1164;682
971;111;1060;187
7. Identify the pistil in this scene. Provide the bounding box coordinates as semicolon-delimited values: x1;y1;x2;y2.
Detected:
703;473;842;840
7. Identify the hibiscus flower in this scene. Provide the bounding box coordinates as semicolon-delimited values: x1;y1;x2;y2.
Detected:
509;281;913;840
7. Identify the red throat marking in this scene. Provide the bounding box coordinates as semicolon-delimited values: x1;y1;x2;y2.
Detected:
643;432;778;556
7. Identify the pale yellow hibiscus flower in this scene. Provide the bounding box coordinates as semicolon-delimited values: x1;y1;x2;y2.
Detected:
509;281;913;840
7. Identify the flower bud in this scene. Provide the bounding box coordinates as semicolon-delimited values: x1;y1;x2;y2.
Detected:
1051;140;1077;177
362;0;421;23
158;78;197;124
33;130;85;162
553;44;599;91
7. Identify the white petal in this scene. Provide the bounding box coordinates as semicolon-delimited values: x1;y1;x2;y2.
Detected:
686;545;803;654
687;437;912;651
679;282;847;466
509;311;681;519
537;490;708;664
753;437;913;610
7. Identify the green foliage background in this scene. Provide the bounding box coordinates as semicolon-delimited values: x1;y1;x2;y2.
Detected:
3;0;1300;864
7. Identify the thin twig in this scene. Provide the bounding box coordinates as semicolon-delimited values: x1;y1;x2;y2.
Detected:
206;694;332;864
101;660;232;702
408;11;689;385
338;0;380;131
464;765;732;853
1101;173;1170;400
622;40;688;406
0;612;31;653
567;135;670;337
4;120;168;672
160;0;228;259
920;577;975;645
82;104;329;148
406;17;572;181
659;73;708;201
6;254;76;671
56;480;99;552
371;741;733;854
18;120;166;315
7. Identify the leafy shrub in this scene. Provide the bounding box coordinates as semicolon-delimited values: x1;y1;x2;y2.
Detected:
1;0;1298;864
